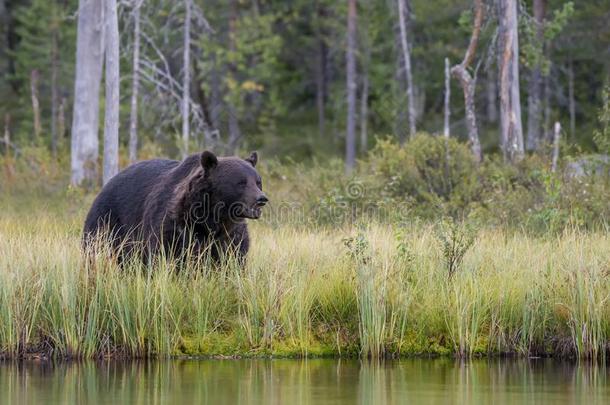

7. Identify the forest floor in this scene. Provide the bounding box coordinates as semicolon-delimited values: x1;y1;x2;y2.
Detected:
1;190;609;361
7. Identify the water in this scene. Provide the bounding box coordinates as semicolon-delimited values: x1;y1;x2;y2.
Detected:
1;358;609;404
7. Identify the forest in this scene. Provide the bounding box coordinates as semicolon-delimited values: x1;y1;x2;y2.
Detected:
0;0;609;360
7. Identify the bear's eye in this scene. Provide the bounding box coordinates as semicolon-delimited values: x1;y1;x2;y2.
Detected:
256;179;262;189
237;179;248;187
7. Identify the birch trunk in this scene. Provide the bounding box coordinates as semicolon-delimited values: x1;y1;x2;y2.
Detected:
450;0;483;162
50;20;59;157
444;57;450;138
526;0;545;151
103;0;120;185
345;0;357;173
227;0;241;153
498;0;524;163
129;0;142;164
551;121;560;172
71;0;104;186
182;0;191;158
30;70;41;140
397;0;416;137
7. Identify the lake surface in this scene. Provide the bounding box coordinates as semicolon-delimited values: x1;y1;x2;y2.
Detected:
1;358;609;404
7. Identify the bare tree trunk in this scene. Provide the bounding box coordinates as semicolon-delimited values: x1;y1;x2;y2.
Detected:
498;0;524;163
193;56;219;149
451;0;483;162
181;0;191;158
444;57;451;138
58;97;66;146
486;66;498;123
71;0;104;186
526;0;545;151
316;2;327;137
129;0;142;164
50;18;59;158
543;68;551;142
568;57;575;141
227;0;241;153
396;0;416;137
551;121;560;172
345;0;357;173
103;0;120;185
3;113;9;159
360;68;369;153
30;70;41;141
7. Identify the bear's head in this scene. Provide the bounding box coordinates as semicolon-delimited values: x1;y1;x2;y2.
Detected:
172;150;268;228
200;150;268;221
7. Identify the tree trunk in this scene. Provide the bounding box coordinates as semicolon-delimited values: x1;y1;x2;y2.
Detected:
227;0;241;153
498;0;524;163
486;65;498;123
3;113;9;159
103;0;120;185
345;0;357;173
182;0;191;158
450;0;483;162
30;70;41;141
129;0;142;164
193;56;219;149
396;0;416;138
360;68;369;153
444;57;450;138
551;121;560;172
316;2;327;138
526;0;545;151
543;67;551;142
568;57;575;141
58;97;66;146
71;0;104;186
50;17;59;158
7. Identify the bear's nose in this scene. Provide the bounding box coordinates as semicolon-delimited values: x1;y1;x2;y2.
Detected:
256;195;269;207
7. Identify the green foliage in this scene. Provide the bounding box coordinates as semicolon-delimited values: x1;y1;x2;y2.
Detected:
435;218;477;279
521;2;574;74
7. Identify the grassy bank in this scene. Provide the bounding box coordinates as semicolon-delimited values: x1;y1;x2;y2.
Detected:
1;201;609;360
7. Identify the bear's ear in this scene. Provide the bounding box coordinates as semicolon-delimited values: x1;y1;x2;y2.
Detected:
200;150;218;172
245;151;258;167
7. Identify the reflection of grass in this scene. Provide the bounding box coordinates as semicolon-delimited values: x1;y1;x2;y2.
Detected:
0;199;609;360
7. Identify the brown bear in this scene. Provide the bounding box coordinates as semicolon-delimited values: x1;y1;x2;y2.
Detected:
83;151;268;263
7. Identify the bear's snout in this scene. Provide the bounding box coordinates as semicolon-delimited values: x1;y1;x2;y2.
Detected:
256;194;269;207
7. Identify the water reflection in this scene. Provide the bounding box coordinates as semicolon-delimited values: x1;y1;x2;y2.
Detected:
0;358;608;404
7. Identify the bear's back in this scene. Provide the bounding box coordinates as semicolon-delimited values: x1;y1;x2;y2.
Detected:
83;158;180;239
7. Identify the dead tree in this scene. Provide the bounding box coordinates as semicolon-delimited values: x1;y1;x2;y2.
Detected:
182;0;192;158
71;0;104;186
551;121;560;172
498;0;524;163
30;70;41;140
129;0;143;164
396;0;416;137
345;0;357;173
50;16;60;158
450;0;483;162
526;0;545;151
444;57;450;138
103;0;120;185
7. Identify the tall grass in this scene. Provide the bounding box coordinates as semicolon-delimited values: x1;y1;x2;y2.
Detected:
0;209;609;360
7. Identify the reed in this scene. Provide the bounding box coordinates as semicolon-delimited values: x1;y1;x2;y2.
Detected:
0;209;609;360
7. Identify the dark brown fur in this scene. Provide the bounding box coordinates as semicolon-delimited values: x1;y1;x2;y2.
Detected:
83;151;267;264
